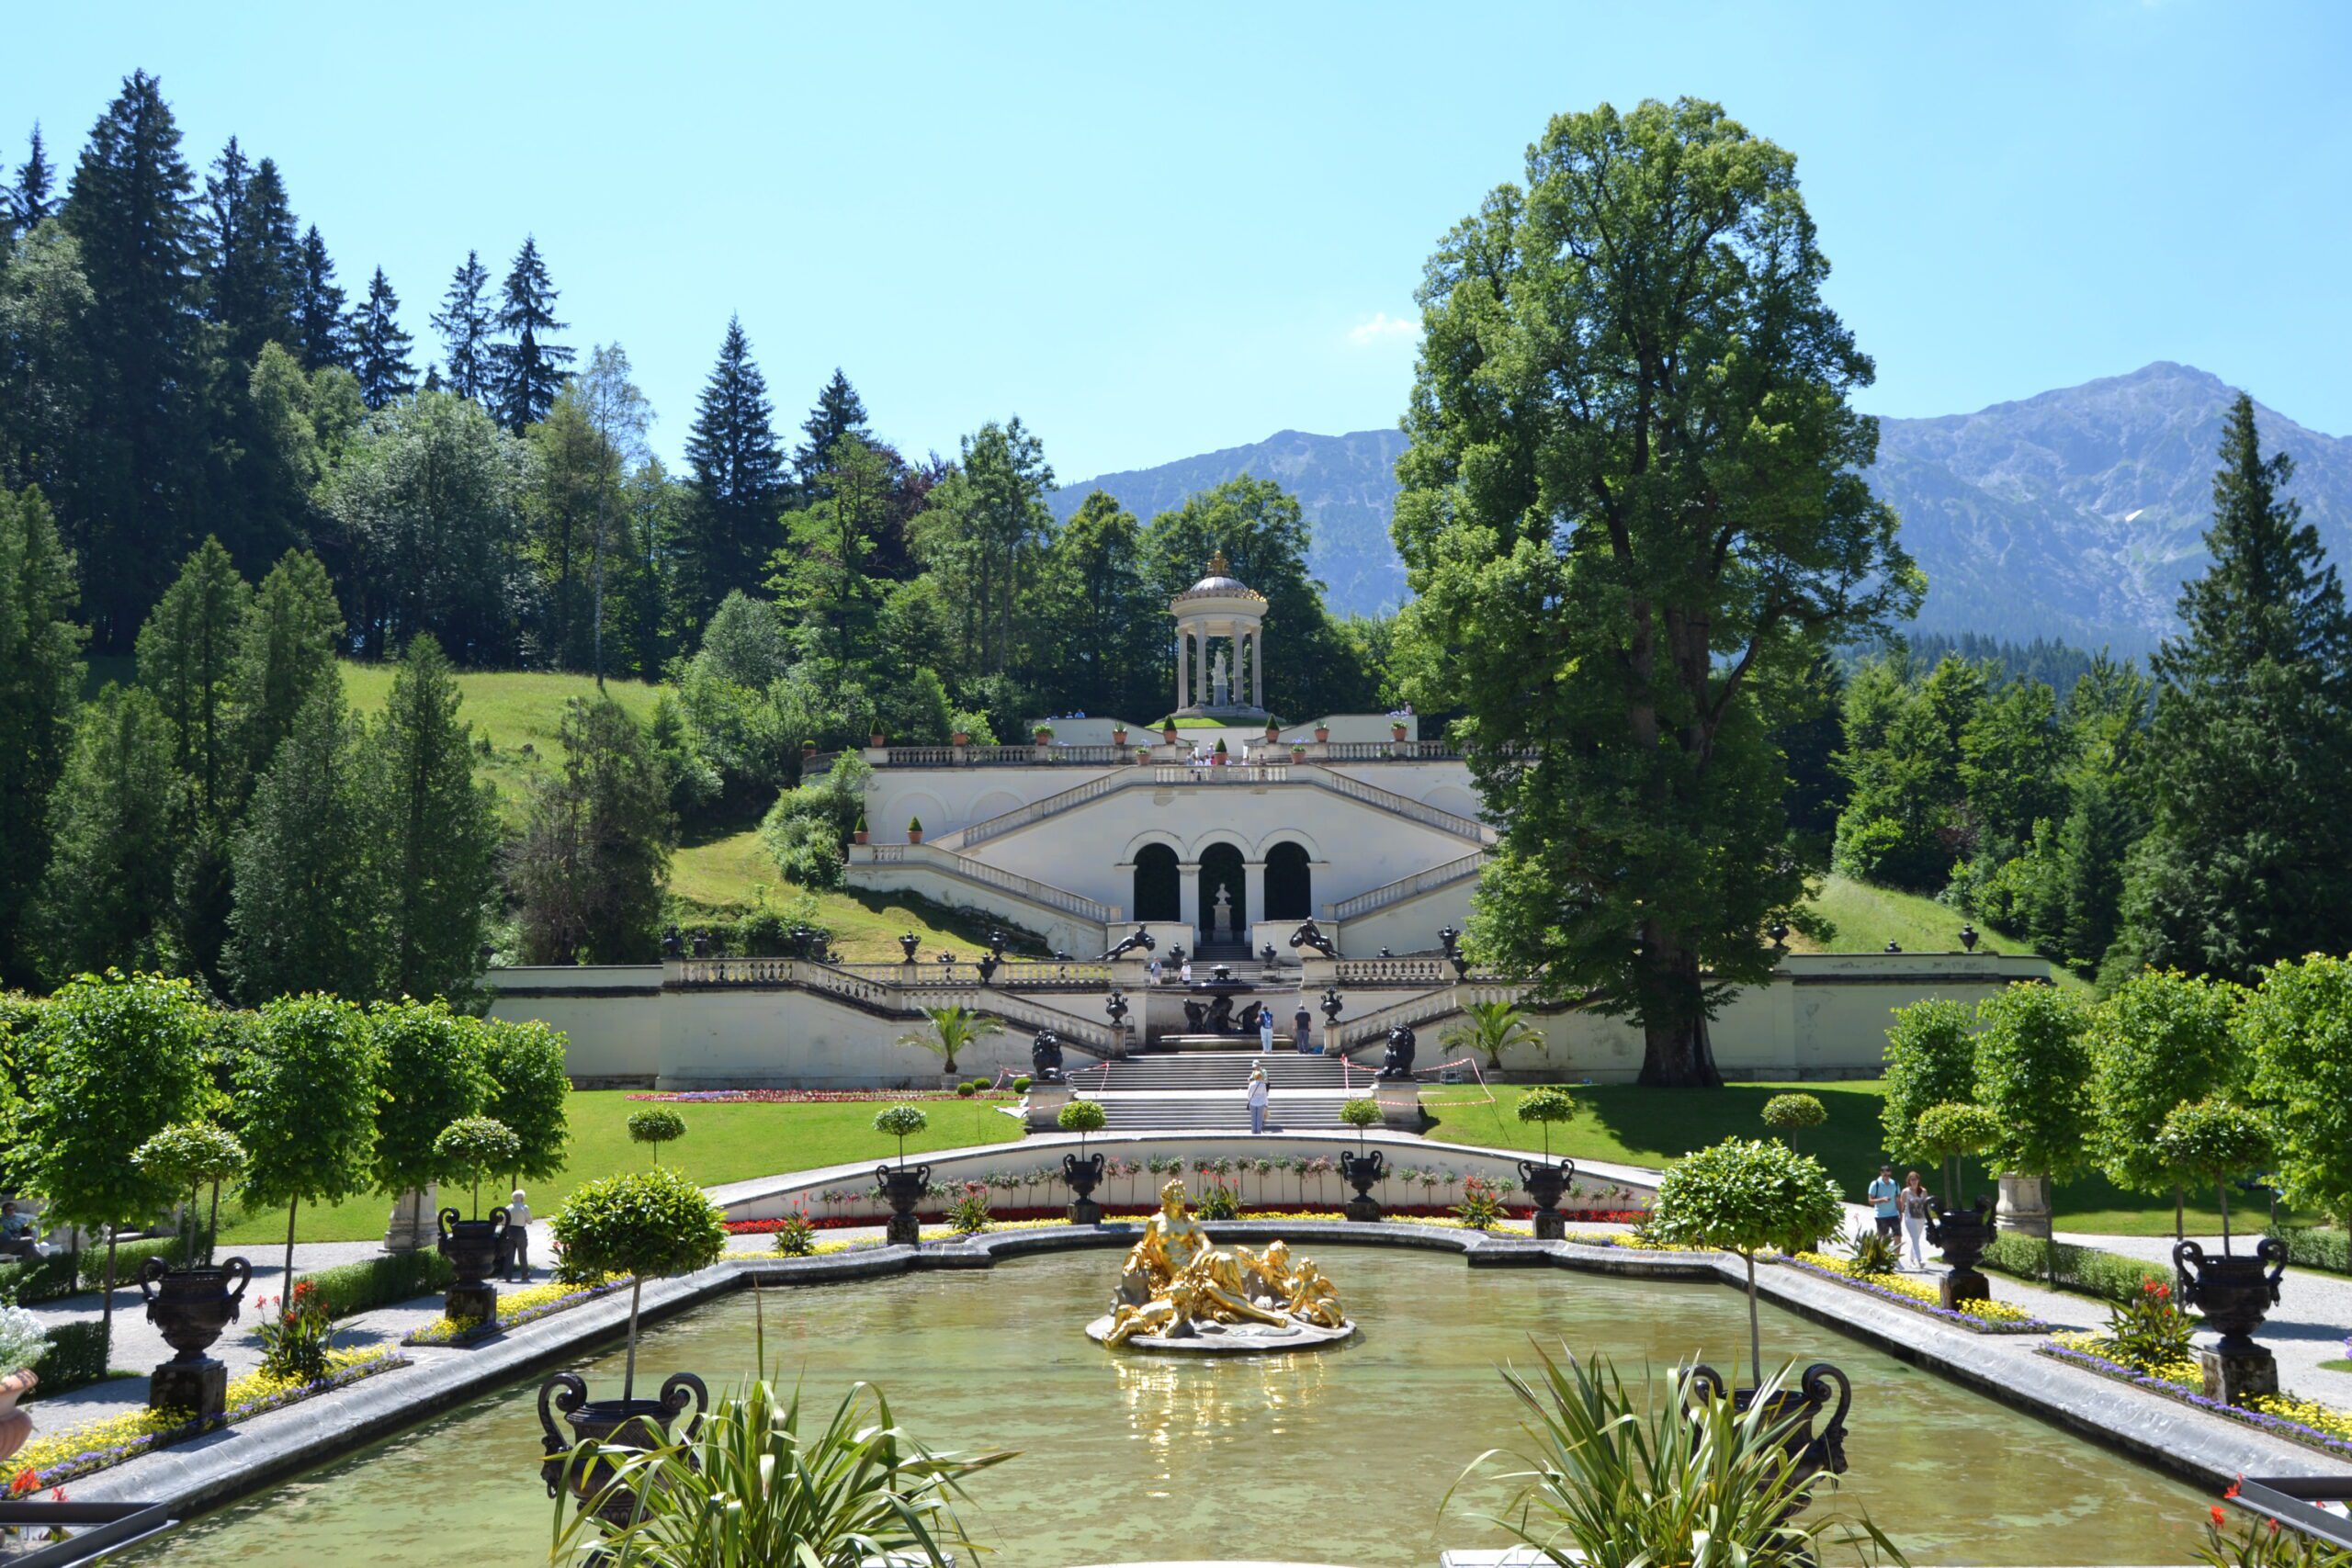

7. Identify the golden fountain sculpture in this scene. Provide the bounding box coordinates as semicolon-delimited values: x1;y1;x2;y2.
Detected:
1086;1179;1352;1352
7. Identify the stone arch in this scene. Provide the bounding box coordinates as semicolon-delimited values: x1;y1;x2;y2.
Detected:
1132;843;1180;923
1198;840;1247;939
969;789;1026;824
1263;840;1313;921
894;792;949;841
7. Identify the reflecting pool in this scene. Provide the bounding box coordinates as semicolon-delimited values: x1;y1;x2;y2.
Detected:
128;1247;2210;1567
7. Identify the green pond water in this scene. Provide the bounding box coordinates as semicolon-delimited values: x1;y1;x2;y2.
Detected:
130;1247;2211;1567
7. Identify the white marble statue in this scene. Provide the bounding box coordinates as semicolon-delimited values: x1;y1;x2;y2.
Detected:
1213;886;1233;934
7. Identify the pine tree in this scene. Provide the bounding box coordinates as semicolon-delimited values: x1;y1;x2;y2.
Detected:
135;536;253;818
430;250;493;406
794;367;870;500
291;224;349;372
228;548;345;784
243;157;301;354
492;235;571;433
350;265;415;409
2120;394;2352;982
678;315;784;631
0;487;85;988
62;70;208;649
34;682;179;978
368;635;499;1000
224;680;382;1002
509;696;673;964
13;123;54;226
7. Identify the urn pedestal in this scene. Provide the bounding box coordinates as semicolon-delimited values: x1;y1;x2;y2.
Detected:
1997;1173;2052;1239
137;1255;252;1419
1927;1195;1996;1310
1340;1148;1385;1223
1519;1157;1577;1241
1064;1151;1105;1226
538;1370;710;1526
437;1207;510;1325
876;1163;932;1247
2177;1236;2289;1406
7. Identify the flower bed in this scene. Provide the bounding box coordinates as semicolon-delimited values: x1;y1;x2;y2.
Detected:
7;1348;407;1490
1564;1231;1711;1252
1784;1252;2046;1333
402;1275;627;1347
724;1202;1645;1235
626;1088;1012;1103
2041;1334;2352;1463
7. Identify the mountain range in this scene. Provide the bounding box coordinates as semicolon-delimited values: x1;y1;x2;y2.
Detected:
1048;362;2352;651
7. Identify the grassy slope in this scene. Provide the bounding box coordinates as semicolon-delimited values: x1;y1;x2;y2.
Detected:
216;1089;1026;1246
1422;1079;2254;1236
1796;874;2088;994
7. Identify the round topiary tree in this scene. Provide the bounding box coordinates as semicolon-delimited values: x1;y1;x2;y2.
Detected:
130;1122;245;1268
1881;998;1975;1173
549;1167;728;1401
628;1107;689;1168
1057;1096;1106;1158
480;1018;571;1198
2239;953;2352;1233
370;998;490;1246
1340;1093;1383;1154
1973;982;2092;1256
2087;968;2242;1241
434;1116;522;1220
2155;1098;2274;1254
236;995;382;1309
1759;1093;1826;1156
874;1103;929;1168
1911;1100;2001;1207
1514;1086;1577;1163
1651;1137;1845;1385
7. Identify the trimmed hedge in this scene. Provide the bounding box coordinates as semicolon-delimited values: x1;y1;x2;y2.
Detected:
0;1231;215;1303
0;1250;79;1304
31;1319;110;1398
298;1249;455;1320
1981;1233;2171;1305
2267;1224;2350;1275
76;1231;215;1292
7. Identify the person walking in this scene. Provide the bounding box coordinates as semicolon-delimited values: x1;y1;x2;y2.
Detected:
503;1189;533;1281
1259;1007;1275;1053
1179;957;1193;987
1899;1170;1932;1269
1248;1065;1271;1134
1867;1165;1900;1242
1294;1002;1313;1054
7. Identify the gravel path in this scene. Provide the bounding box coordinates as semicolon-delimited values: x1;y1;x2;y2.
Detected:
2059;1229;2352;1401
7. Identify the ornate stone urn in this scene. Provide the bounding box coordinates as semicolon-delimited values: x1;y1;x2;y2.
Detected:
438;1206;510;1324
538;1369;710;1526
1690;1360;1851;1502
1340;1148;1385;1223
0;1369;37;1464
1063;1151;1106;1225
138;1254;253;1416
1519;1157;1577;1240
1926;1195;1996;1309
876;1162;933;1247
2176;1236;2290;1404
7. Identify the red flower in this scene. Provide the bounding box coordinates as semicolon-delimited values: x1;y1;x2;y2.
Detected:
7;1468;37;1497
2211;1506;2227;1527
2224;1481;2242;1500
47;1486;64;1502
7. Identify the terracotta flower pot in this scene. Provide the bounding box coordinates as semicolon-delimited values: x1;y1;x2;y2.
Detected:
1315;726;1329;742
0;1368;37;1465
952;732;970;747
907;827;923;844
1391;724;1408;740
870;733;886;748
853;829;868;844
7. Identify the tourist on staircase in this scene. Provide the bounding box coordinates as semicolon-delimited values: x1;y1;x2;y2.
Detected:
1260;1007;1275;1053
1248;1065;1271;1134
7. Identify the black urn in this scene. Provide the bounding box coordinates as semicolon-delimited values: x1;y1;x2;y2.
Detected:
137;1254;253;1364
1340;1147;1385;1223
1926;1195;1996;1309
438;1206;511;1287
2174;1236;2289;1356
1063;1151;1106;1225
538;1370;710;1526
875;1162;933;1247
1519;1156;1577;1241
1690;1360;1851;1501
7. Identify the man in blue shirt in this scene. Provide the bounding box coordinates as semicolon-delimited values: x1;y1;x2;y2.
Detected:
1868;1165;1901;1239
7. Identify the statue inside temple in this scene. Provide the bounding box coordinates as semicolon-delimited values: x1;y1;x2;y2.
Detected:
1210;649;1231;707
1099;1180;1348;1348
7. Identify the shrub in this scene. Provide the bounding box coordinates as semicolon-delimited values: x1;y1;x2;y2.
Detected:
2267;1224;2350;1275
2102;1278;2194;1374
1980;1234;2169;1304
771;1210;817;1258
1759;1093;1826;1154
627;1106;689;1167
297;1250;456;1319
0;1251;77;1305
32;1319;109;1396
956;1082;976;1099
254;1280;334;1383
1011;1076;1031;1094
1843;1224;1897;1278
1196;1184;1239;1221
79;1232;212;1292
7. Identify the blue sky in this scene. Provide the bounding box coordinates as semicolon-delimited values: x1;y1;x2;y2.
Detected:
11;3;2351;479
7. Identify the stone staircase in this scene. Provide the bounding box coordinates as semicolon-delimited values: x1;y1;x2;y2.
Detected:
1070;1051;1368;1132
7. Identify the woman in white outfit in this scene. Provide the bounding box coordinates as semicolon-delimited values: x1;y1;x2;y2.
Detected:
1899;1170;1931;1269
1258;1008;1274;1053
1248;1066;1270;1134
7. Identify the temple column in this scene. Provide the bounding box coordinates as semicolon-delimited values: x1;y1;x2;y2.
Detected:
1250;629;1263;708
1197;630;1212;708
1175;629;1190;710
1243;860;1266;939
1178;862;1202;940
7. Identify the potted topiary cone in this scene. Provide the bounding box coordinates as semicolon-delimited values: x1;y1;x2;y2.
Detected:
873;1104;933;1246
1213;739;1228;767
853;815;868;845
1264;719;1281;743
1057;1099;1109;1224
1161;717;1179;744
540;1167;727;1525
907;816;923;845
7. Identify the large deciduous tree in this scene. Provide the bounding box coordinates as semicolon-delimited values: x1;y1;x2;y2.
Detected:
2119;395;2352;983
1391;99;1918;1085
235;993;380;1305
509;696;673;964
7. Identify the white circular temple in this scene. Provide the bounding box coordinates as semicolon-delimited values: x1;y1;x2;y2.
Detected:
1170;550;1269;718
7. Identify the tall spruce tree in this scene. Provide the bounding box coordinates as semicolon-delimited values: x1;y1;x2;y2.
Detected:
678;315;785;631
291;224;349;372
13;124;54;227
2120;394;2352;983
198;137;299;362
509;696;673;964
62;70;207;649
369;635;499;1000
136;536;253;818
228;548;344;785
34;682;178;978
0;487;85;988
350;265;415;409
492;235;570;433
225;680;382;1001
430;250;493;406
794;367;870;500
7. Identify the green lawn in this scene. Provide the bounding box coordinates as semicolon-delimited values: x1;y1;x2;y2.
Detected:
1795;875;2089;994
1422;1078;2265;1237
214;1089;1025;1246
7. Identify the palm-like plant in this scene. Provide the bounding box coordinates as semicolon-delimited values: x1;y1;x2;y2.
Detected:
1451;1348;1901;1568
1445;998;1544;1071
899;1005;1001;1077
551;1380;1012;1567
